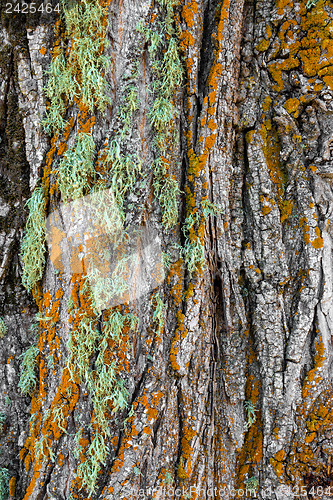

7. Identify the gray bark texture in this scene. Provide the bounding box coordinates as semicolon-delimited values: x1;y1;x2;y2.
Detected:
1;0;333;499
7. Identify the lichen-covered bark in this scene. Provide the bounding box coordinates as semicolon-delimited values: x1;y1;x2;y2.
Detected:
1;0;333;499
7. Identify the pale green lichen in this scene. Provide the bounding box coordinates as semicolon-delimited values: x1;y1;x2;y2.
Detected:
58;132;96;202
43;0;110;134
151;292;166;334
0;413;6;434
244;400;258;430
18;344;39;396
183;237;205;277
69;309;138;495
138;2;183;229
153;158;180;228
0;468;10;500
0;318;7;339
77;433;109;496
306;0;319;9
20;187;47;292
104;140;142;219
245;476;259;494
34;434;55;463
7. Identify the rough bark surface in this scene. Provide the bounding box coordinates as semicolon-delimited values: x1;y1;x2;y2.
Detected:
1;0;333;499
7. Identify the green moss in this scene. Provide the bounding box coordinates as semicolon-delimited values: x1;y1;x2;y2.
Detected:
71;310;136;495
153;158;180;228
20;187;46;292
18;344;39;396
52;404;69;434
149;97;174;133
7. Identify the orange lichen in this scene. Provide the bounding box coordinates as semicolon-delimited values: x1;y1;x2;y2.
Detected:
9;476;16;496
182;1;198;28
262;206;272;216
260;123;286;213
280;199;294;223
284;97;300;115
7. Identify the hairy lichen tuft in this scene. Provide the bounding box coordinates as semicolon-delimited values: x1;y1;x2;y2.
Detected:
20;187;47;292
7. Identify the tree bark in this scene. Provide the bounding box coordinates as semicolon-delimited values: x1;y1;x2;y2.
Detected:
1;0;333;499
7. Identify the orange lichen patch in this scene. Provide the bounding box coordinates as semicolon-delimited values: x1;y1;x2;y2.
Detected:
142;426;152;434
246;130;255;144
301;219;323;249
147;391;163;421
43;291;51;309
22;474;37;500
268;56;300;92
275;449;285;462
311;226;324;249
181;424;196;459
237;409;263;484
323;76;333;90
8;476;16;496
207;118;217;131
167;259;184;306
284;97;300;115
57;143;68;156
260;123;285;209
305;432;316;443
270;448;286;476
180;30;195;49
237;370;263;488
78;116;95;134
302;336;325;400
270;458;284;477
257;38;270;52
204;133;217;150
276;0;293;14
280;199;294;223
40;46;47;55
182;0;198;28
268;2;332;94
170;307;187;371
286;385;333;485
262;96;272;112
262;205;272;216
217;0;229;41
